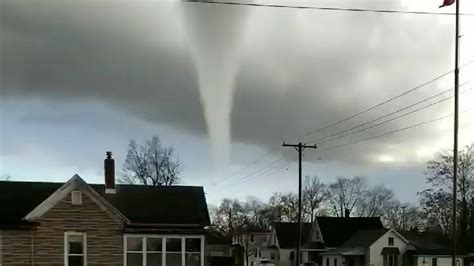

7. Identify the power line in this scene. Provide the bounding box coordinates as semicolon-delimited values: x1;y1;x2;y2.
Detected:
211;149;275;185
323;112;463;152
307;83;471;144
303;60;474;139
183;0;474;16
220;160;290;190
321;96;454;144
210;62;473;188
213;155;288;187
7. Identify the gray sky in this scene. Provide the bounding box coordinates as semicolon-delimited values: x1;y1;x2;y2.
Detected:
1;0;473;205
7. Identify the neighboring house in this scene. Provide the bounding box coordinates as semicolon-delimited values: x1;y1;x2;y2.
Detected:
0;152;210;266
205;232;234;266
232;228;272;266
267;215;384;266
321;229;464;266
401;231;464;266
206;232;232;258
321;229;408;266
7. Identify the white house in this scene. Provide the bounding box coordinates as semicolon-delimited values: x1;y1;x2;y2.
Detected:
232;228;273;266
266;216;384;266
321;229;465;266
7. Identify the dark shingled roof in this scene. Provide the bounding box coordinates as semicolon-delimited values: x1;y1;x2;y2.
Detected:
400;231;453;255
274;217;383;249
316;216;384;247
274;223;314;249
0;181;210;227
340;229;388;248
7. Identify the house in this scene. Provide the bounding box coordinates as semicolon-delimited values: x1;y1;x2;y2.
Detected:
267;215;384;266
321;229;465;266
206;231;232;258
205;231;235;266
401;230;464;266
231;227;272;266
0;152;211;266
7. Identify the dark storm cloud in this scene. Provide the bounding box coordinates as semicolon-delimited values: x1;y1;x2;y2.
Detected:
1;0;466;165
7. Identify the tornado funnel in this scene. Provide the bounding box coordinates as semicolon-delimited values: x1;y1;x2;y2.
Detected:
181;1;249;176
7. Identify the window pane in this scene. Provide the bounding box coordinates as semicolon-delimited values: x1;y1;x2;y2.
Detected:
185;253;200;266
185;238;201;252
127;253;143;266
147;238;163;252
166;238;182;252
166;253;182;266
68;256;83;266
127;237;143;251
147;253;163;266
67;235;84;255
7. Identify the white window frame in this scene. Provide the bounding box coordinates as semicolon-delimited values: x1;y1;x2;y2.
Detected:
124;234;205;266
64;232;87;266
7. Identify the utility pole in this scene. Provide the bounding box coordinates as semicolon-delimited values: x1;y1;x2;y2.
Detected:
282;142;317;266
452;0;460;265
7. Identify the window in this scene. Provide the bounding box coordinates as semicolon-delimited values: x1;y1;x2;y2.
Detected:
388;237;394;246
326;258;330;266
250;234;254;242
334;258;337;266
125;236;203;266
166;238;182;266
432;258;438;266
71;191;82;205
270;253;275;260
147;237;162;266
126;237;143;266
65;232;86;266
185;238;201;266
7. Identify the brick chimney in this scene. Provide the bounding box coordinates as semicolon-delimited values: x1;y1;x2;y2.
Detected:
104;151;115;194
345;209;350;218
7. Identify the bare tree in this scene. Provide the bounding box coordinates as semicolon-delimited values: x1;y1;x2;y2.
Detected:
356;185;395;217
281;193;299;222
120;136;181;186
213;198;248;237
382;201;423;231
419;189;453;235
421;144;474;239
303;175;326;222
326;176;366;217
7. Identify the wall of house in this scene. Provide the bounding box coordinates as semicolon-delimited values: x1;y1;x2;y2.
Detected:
415;256;463;266
206;244;231;257
369;231;408;266
321;255;345;266
1;188;124;266
34;189;124;265
0;229;35;266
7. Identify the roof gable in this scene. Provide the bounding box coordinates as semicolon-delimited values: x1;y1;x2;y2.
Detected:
0;177;211;227
316;216;384;247
340;229;388;248
274;222;315;249
24;174;128;223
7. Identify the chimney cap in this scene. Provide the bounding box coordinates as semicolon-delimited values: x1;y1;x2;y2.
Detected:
106;151;112;159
